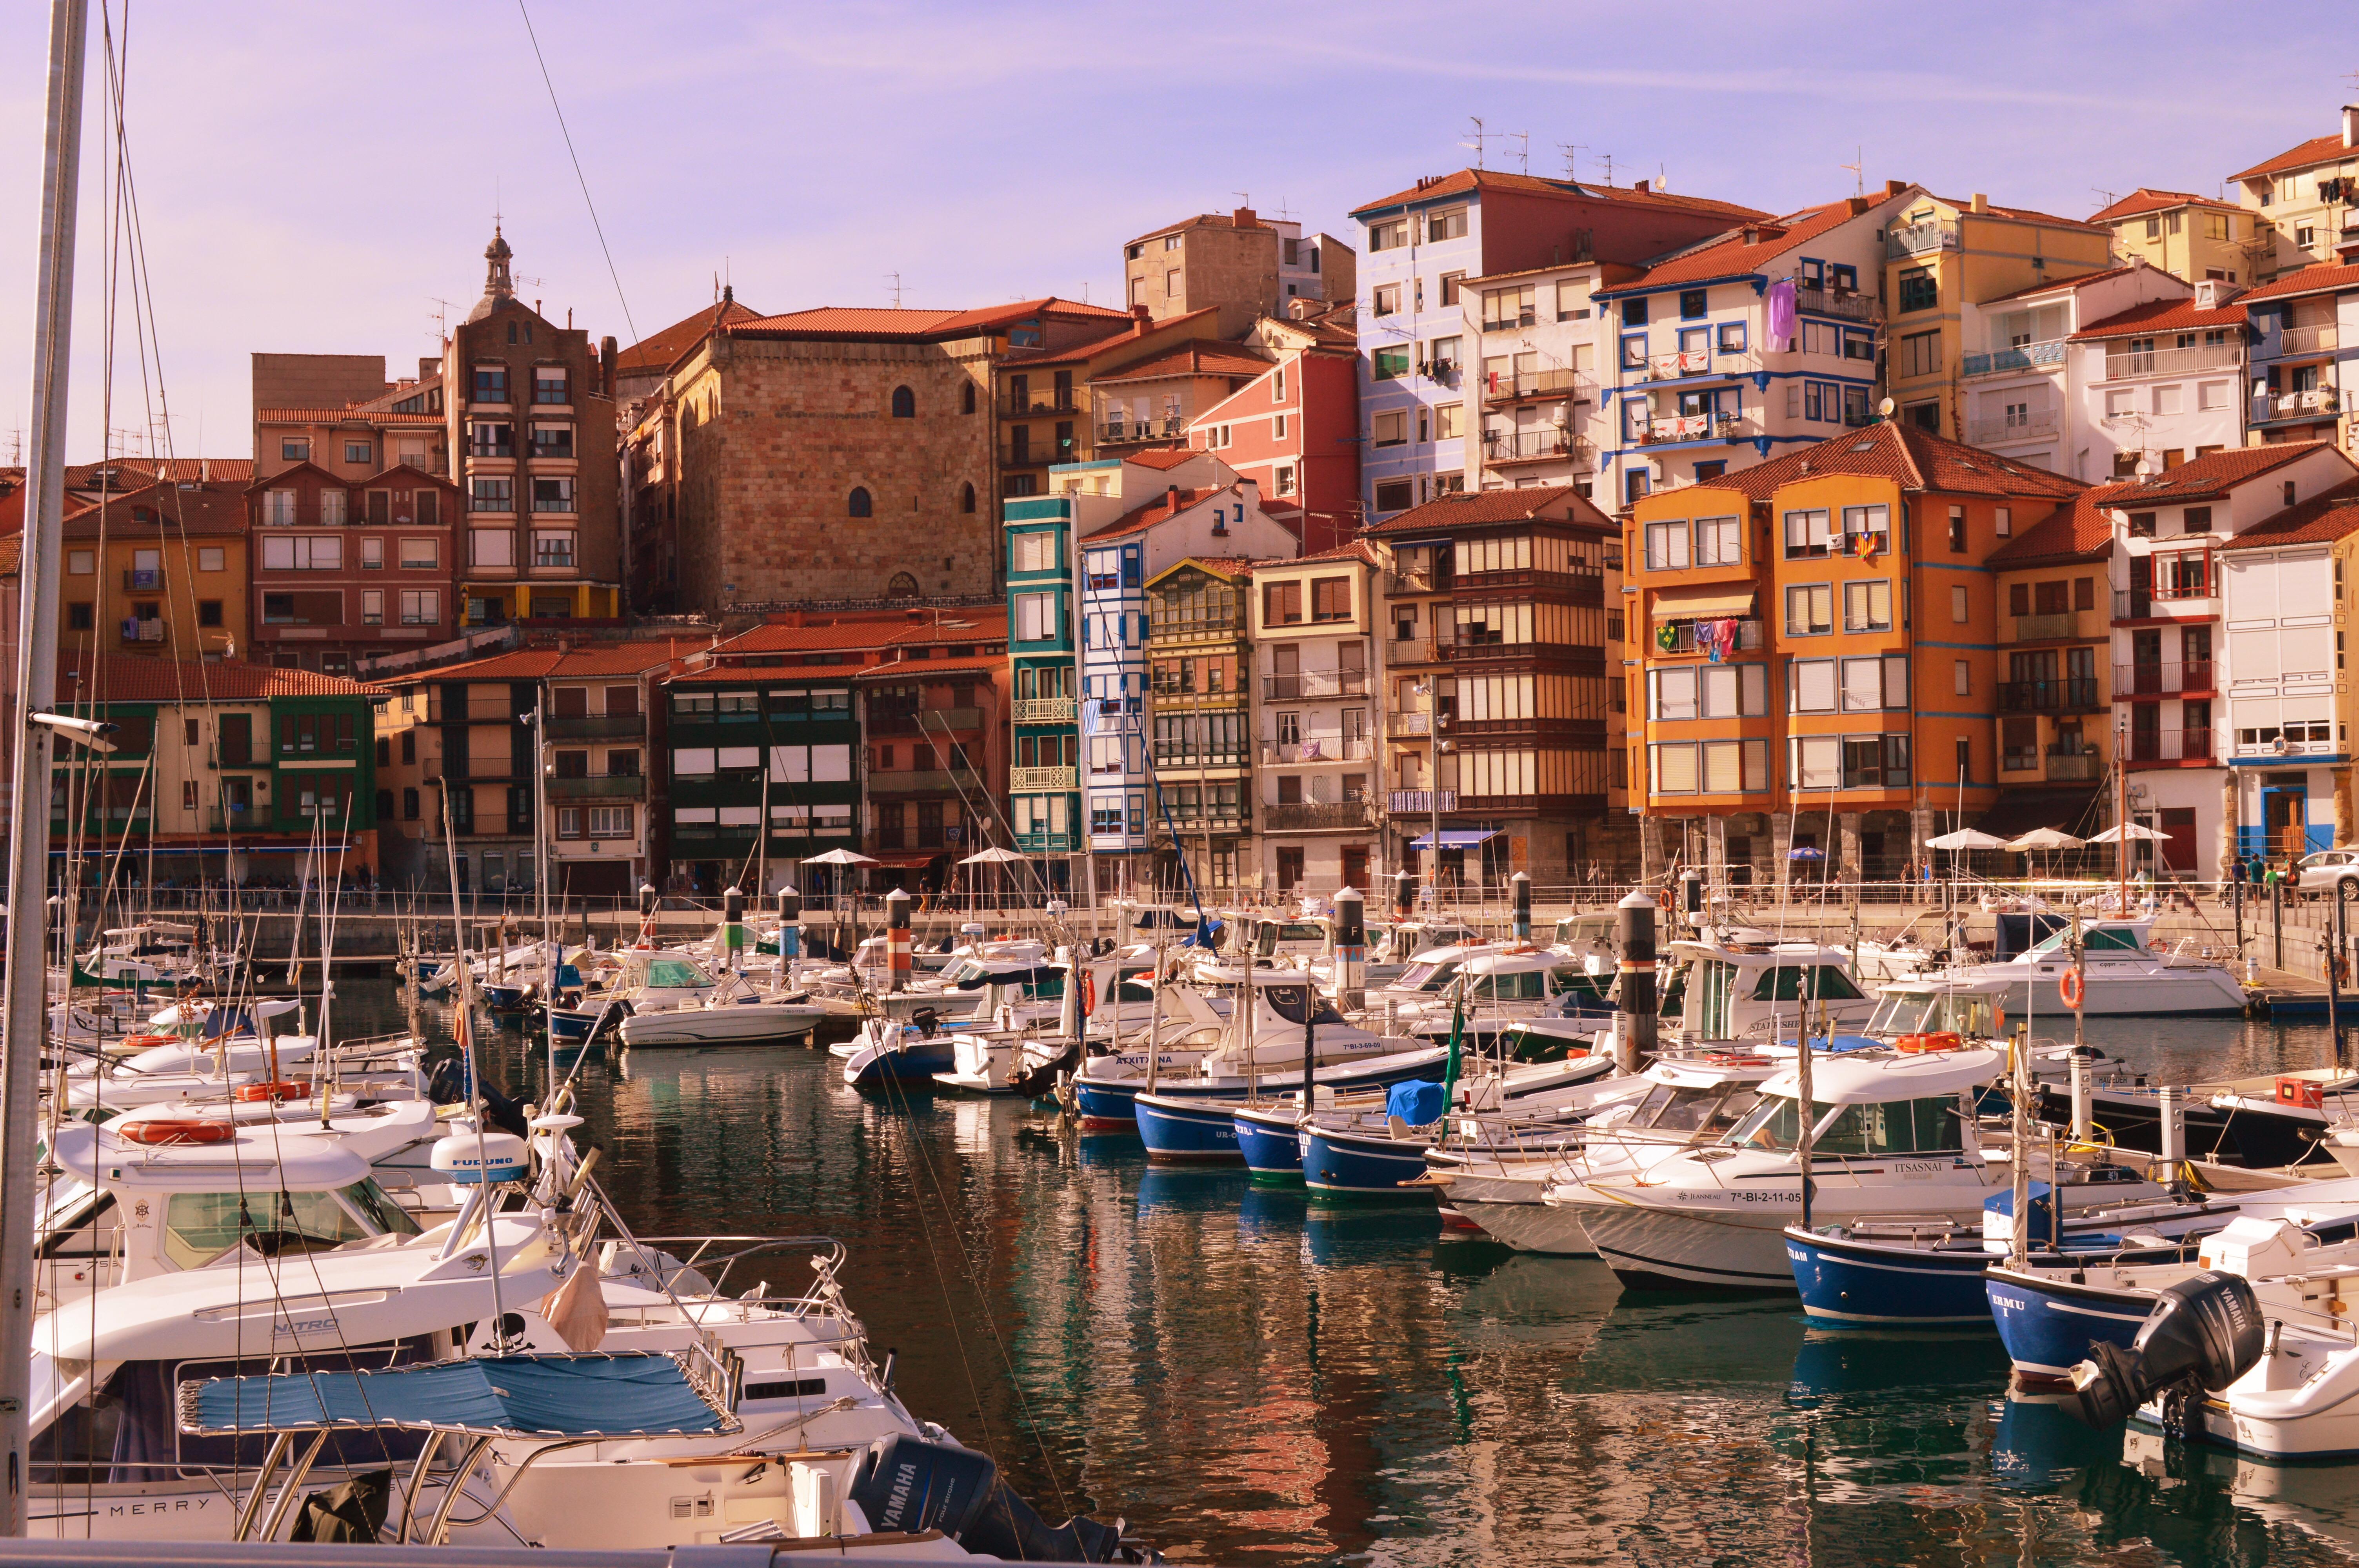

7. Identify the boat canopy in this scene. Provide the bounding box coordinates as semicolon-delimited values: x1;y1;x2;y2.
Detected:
179;1351;740;1440
1756;1047;2005;1107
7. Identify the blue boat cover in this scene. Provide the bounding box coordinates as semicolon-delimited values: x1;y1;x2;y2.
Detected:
1387;1080;1447;1126
1775;1034;1883;1053
178;1352;738;1440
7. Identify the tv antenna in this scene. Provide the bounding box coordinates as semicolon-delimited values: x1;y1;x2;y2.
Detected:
1558;143;1588;182
1232;191;1252;209
1272;195;1299;223
885;272;904;308
2090;185;2119;211
1463;116;1486;169
1595;152;1618;186
427;296;462;343
1841;147;1864;198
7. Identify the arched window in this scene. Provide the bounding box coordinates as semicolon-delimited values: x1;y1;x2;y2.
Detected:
960;382;977;415
887;571;920;598
849;487;872;517
891;386;915;419
960;482;977;514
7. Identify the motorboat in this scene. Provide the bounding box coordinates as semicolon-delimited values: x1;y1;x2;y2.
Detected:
2035;1068;2357;1169
1659;929;1879;1044
1914;916;2248;1017
1388;947;1617;1044
615;967;825;1048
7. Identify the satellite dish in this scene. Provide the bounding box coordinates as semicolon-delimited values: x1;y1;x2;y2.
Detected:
2135;457;2155;477
1877;397;1896;419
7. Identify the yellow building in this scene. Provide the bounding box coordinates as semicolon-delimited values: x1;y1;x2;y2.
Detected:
2228;108;2359;283
2089;189;2255;285
1881;193;2115;439
59;479;246;673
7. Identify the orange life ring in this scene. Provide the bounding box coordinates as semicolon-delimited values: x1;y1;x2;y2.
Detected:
118;1120;233;1145
1079;971;1096;1018
234;1081;312;1102
1896;1032;1963;1053
123;1034;181;1051
2059;970;2085;1009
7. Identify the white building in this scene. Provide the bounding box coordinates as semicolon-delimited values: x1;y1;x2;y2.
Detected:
1247;542;1387;895
1459;258;1618;497
2068;283;2249;477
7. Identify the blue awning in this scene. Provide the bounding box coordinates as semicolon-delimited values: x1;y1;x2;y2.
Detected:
1408;830;1499;850
179;1352;740;1440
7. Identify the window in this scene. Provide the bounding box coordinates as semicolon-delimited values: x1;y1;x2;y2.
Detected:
1686;515;1738;566
1310;576;1351;622
1014;591;1060;641
1714;321;1746;355
197;599;222;627
1947;505;1966;553
1898;268;1937;314
1373;283;1401;316
1786;583;1832;635
1427;207;1467;241
1843;579;1892;632
1900;330;1940;377
359;535;383;570
1372;410;1408;448
259;534;342;570
891;385;915;418
263;490;296;525
1428;335;1461;375
1480;285;1535;330
1783;508;1833;558
341;439;373;467
1438;270;1465;306
473;365;510;403
2183;506;2213;534
67;603;90;631
1644;520;1689;570
361;589;383;625
400;590;438;626
315;488;347;527
470;530;514;568
1555;281;1588;320
1373;347;1409;381
1842;505;1890;555
1374;479;1413;513
399;537;439;569
67;549;92;575
192;545;224;573
1367;218;1408;250
531;477;574;513
530;423;573;459
470;477;513;513
280;438;310;462
1263;581;1303;625
1621;297;1648;327
848;487;872;517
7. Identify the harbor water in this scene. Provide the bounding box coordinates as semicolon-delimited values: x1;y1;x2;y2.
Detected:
338;979;2359;1564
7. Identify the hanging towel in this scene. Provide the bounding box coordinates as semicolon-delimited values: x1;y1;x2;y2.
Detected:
1765;277;1798;351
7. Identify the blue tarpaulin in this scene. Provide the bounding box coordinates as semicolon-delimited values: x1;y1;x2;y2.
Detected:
1407;830;1499;851
179;1352;738;1440
1387;1079;1447;1126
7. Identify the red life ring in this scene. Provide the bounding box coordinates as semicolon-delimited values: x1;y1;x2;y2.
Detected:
118;1120;232;1146
2059;970;2085;1009
1079;971;1096;1018
123;1034;181;1051
234;1081;312;1102
1896;1032;1962;1054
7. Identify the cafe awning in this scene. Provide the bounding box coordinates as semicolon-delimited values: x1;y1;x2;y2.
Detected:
1650;583;1758;620
1408;830;1499;850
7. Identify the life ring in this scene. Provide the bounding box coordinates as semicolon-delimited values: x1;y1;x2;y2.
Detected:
2059;970;2085;1009
2150;939;2168;953
1079;971;1096;1018
234;1081;312;1102
122;1034;181;1051
118;1119;232;1146
1896;1032;1962;1054
1656;887;1674;913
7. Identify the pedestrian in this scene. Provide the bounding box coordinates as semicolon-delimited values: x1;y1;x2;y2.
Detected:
2250;853;2268;889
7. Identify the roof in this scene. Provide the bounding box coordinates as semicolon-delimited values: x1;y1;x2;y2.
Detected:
1593;198;1878;295
1351;167;1766;223
1973;263;2143;307
1986;493;2115;566
2218;475;2359;552
2230;131;2359;184
1091;343;1274;385
2087;441;2332;506
2088;187;2245;223
1123;448;1201;472
385;637;711;686
1252;539;1383;571
1082;484;1243;542
1361;485;1605;535
2069;297;2250;341
71;655;388;704
852;654;1005;680
707;608;1009;659
2241;262;2359;302
729;297;1130;343
1012;308;1221;370
1124;211;1272;246
64;457;253;489
62;483;250;538
1147;555;1257;584
0;532;22;574
254;407;444;426
1707;421;2086;504
1928;197;2106;232
616;297;762;374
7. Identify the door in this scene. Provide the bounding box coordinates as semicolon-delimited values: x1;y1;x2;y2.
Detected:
2158;808;2198;876
1341;846;1369;890
2264;785;2308;858
218;713;251;766
1276;848;1305;891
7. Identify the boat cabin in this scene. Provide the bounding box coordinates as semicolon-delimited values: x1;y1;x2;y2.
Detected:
1864;977;2009;1040
1668;936;1872;1042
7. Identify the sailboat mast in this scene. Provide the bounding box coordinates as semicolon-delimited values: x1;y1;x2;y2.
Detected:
0;0;89;1534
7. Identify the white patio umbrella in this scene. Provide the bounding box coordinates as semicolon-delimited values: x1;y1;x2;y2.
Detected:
2006;828;2086;852
803;849;878;866
1925;829;2010;851
2086;823;2170;843
956;847;1028;864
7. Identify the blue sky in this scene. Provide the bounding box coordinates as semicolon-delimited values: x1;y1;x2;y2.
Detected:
0;0;2352;462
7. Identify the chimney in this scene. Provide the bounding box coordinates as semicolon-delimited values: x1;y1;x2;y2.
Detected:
1632;178;1649;192
1847;195;1869;216
1234;206;1257;228
2346;105;2359;149
1885;179;1906;198
1131;303;1152;321
601;335;618;397
1970;193;1990;214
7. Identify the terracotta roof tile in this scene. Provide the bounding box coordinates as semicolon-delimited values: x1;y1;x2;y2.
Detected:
1987;494;2115;566
1012;308;1222;370
0;532;22;574
2088;187;2245;223
1974;263;2145;307
1707;422;2087;504
385;637;710;686
2218;475;2359;552
1361;484;1610;535
729;298;1130;343
62;482;250;539
1092;343;1275;384
2230;132;2359;184
2241;262;2359;301
617;298;762;374
2069;298;2250;341
2084;440;2335;506
76;655;388;704
64;457;252;488
1594;199;1879;295
852;654;1006;679
711;608;1008;658
254;407;444;426
1351;167;1766;222
1083;485;1238;541
1932;198;2106;231
1121;448;1201;472
1252;538;1384;570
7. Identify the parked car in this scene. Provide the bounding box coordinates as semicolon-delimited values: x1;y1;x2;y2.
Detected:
2295;846;2359;895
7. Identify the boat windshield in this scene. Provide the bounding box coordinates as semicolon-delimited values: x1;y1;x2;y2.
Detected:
645;960;706;988
2025;926;2146;961
1729;1094;1967;1155
1748;964;1865;1002
1467;969;1548;1002
1864;989;1994;1036
161;1187;380;1270
1635;1083;1762;1134
1261;984;1345;1027
341;1178;422;1238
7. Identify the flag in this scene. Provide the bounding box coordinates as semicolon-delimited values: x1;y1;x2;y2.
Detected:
1441;988;1466;1103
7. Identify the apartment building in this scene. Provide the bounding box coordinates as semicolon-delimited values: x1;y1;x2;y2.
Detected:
1460;256;1634;498
2101;442;2358;873
2090;189;2255;285
1880;193;2115;441
1145;557;1254;897
2229;107;2359;282
252;355;449;485
992;304;1209;507
1352;169;1767;525
55;656;386;881
1593;186;1926;510
1368;485;1619;886
1181;305;1361;553
245;462;463;676
1004;450;1298;898
58;481;247;675
2240;261;2359;449
1985;497;2115;842
1948;261;2214;479
2066;286;2249;477
373;636;702;895
1250;542;1385;894
1122;207;1356;327
1092;340;1276;466
1625;420;2084;883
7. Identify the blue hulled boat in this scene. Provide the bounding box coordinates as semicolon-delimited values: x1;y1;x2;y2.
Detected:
1301;1119;1437;1195
1985;1264;2156;1383
1134;1093;1245;1163
1232;1103;1305;1176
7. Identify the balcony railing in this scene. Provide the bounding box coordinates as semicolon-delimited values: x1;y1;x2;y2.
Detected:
122;568;163;591
1096;416;1187;444
2254;387;2340;421
546;775;645;800
2012;608;2084;642
1386;711;1433;737
1263;671;1369;700
1012;697;1076;725
2044;751;2102;782
869;706;983;736
1962;339;2069;379
119;618;163;644
1259;738;1374;764
1384;571;1440;595
1644;349;1715;381
2126;728;2212;764
2114;589;2215;619
1261;800;1369;832
1000;444;1078;468
1639;413;1740;446
1150;747;1248;769
1009;765;1076;791
1483;429;1594;465
869;767;982;797
1001;393;1082;417
1886;218;1961;257
1997;678;2100;713
1966;408;2061;443
1481;367;1593;405
1387;638;1447;665
1794;283;1882;323
546;712;645;740
1388;789;1457;814
2279;323;2340;356
2115;660;2214;697
2104;343;2242;379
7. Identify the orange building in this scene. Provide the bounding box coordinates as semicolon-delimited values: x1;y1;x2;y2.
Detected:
1626;419;2085;882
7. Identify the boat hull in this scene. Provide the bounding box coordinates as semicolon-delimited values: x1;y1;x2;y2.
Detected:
1232;1105;1304;1175
1452;1196;1594;1254
1785;1227;2000;1325
1134;1093;1245;1164
1071;1045;1453;1123
1985;1264;2154;1382
1300;1124;1434;1195
839;1035;958;1091
618;1004;823;1048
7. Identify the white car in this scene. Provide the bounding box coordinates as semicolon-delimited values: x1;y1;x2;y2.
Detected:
2295;847;2359;895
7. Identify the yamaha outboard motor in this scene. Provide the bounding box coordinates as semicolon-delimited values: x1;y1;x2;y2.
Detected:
849;1434;1138;1562
2059;1270;2265;1430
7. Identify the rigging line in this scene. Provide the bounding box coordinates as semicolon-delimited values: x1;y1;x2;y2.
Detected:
873;1065;997;1459
514;0;638;345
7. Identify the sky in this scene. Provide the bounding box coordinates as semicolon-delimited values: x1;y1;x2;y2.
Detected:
0;0;2353;465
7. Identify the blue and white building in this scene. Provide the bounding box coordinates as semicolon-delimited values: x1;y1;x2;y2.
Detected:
2240;259;2359;452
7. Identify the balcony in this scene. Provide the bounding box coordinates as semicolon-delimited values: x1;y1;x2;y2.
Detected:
869;706;984;736
2114;660;2215;698
1009;765;1076;791
1261;800;1369;832
1638;413;1744;446
1263;671;1369;700
546;774;646;800
2011;608;2085;642
1384;570;1443;596
1794;283;1882;324
2126;728;2213;765
1387;637;1447;666
868;768;982;797
2279;323;2340;357
2113;589;2215;622
1966;408;2062;444
1997;678;2101;713
1012;697;1076;725
1388;789;1458;815
1386;711;1433;737
2254;387;2340;423
1001;393;1082;418
1886;217;1961;258
2045;751;2102;782
2104;343;2242;379
1962;339;2069;379
1096;416;1187;445
1643;349;1715;381
1483;429;1594;467
119;617;164;644
122;568;163;591
1150;747;1248;770
1260;738;1374;764
546;712;645;741
1481;367;1593;406
1000;444;1078;468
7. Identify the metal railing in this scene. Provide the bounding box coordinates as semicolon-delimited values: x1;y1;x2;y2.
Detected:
1996;677;2100;713
2043;751;2102;781
1387;710;1433;737
1966;408;2061;443
1643;349;1716;381
1000;443;1077;467
1962;339;2069;378
1009;765;1076;790
1012;696;1076;724
2255;387;2340;419
2126;727;2213;763
2011;608;2084;641
1002;392;1082;417
1263;671;1369;699
2115;660;2214;697
121;567;162;590
1259;738;1373;764
2279;322;2340;355
1886;217;1961;257
1388;789;1456;813
1483;429;1593;464
2105;342;2241;379
1096;416;1188;443
1261;800;1369;831
1481;367;1593;403
1794;283;1882;323
2114;589;2215;618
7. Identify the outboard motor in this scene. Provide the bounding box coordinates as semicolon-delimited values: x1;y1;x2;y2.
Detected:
2059;1270;2265;1430
912;1006;941;1040
849;1435;1134;1563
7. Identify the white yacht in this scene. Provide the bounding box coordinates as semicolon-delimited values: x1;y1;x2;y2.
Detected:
1917;917;2248;1016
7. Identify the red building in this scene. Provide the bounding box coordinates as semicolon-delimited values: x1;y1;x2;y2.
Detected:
246;461;463;677
1185;303;1362;553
